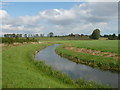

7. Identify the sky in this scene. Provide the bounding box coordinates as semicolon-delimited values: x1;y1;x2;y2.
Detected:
0;1;119;36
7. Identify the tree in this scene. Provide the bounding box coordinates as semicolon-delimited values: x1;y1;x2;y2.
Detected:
118;34;120;40
69;33;75;37
12;33;16;38
40;34;44;37
35;34;39;37
47;32;54;37
103;34;109;37
90;29;100;39
81;34;84;37
4;34;7;37
24;34;27;38
108;35;113;40
108;33;118;40
19;34;22;37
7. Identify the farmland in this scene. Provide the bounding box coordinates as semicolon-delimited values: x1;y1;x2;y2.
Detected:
66;40;118;53
56;40;119;71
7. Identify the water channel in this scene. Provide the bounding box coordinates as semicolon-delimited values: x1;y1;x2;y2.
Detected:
35;44;119;87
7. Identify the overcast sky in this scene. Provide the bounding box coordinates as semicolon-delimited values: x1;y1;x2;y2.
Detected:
0;1;119;36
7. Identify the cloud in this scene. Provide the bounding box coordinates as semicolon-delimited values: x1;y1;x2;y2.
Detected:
0;10;9;19
1;2;118;36
19;15;41;25
40;9;76;23
39;2;118;25
2;24;45;34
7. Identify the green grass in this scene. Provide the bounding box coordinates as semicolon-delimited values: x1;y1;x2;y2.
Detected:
2;43;110;88
36;36;90;42
2;43;76;88
0;46;2;89
67;40;118;53
55;40;120;71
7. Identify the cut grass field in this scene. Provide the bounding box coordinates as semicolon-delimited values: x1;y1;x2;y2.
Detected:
58;40;118;53
2;43;110;88
56;40;120;71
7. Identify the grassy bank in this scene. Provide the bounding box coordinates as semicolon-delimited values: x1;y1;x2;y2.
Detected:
2;43;110;88
2;43;75;88
55;40;120;71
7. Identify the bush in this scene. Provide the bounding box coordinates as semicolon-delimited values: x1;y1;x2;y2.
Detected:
90;29;100;39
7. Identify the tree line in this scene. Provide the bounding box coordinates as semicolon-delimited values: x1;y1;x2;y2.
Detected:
89;29;120;40
4;33;44;38
47;29;120;40
3;30;120;40
101;33;120;40
2;29;120;44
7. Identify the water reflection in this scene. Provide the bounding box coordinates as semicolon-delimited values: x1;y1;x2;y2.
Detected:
35;44;119;87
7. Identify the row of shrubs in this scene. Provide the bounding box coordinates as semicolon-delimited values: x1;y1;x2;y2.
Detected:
2;37;38;44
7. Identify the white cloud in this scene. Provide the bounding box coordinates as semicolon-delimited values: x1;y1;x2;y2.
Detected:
40;9;76;25
1;2;118;36
0;10;9;19
19;15;41;25
39;2;118;25
41;9;76;20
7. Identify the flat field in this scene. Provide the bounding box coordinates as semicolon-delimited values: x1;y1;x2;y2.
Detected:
57;40;118;53
56;40;119;71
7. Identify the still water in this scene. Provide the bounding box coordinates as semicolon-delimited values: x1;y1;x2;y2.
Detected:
35;44;119;87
